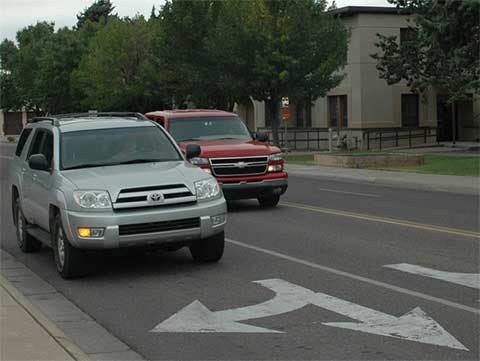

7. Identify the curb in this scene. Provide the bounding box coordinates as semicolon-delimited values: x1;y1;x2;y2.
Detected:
0;275;91;361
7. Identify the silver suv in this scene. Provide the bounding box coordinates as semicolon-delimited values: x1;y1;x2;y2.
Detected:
10;112;227;278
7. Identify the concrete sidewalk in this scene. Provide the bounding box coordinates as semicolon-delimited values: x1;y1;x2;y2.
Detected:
0;275;88;361
286;164;479;195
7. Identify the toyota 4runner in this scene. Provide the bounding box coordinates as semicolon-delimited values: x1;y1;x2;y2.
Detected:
145;110;288;207
9;112;227;279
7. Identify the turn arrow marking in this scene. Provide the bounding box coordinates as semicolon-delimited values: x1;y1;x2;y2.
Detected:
151;279;468;351
384;263;480;289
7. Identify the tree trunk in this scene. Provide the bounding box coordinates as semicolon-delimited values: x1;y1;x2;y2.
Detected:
267;99;281;146
451;101;456;145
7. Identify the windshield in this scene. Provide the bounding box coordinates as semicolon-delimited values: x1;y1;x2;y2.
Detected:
60;126;182;170
169;116;253;142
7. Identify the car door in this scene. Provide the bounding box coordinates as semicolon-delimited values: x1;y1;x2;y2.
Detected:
22;129;45;221
29;130;54;230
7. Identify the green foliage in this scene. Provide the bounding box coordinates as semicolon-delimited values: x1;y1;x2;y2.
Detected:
0;39;20;110
76;0;116;29
72;16;169;112
373;0;480;104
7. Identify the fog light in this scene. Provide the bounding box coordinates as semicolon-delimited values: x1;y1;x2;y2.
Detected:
268;164;283;172
77;227;104;238
211;214;226;226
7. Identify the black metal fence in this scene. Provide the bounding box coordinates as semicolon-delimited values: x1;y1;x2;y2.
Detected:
257;127;438;151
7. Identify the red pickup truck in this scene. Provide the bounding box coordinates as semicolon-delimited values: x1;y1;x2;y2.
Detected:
145;110;288;207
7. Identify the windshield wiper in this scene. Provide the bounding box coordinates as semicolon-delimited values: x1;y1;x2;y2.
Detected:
116;158;164;165
63;163;116;170
217;137;242;140
180;138;203;142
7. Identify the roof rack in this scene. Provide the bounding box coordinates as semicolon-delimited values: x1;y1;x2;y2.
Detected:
27;111;148;126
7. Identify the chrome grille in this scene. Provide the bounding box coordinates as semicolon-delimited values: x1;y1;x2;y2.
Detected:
114;184;196;210
210;156;268;177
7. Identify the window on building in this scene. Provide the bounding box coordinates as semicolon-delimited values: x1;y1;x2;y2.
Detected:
400;28;416;44
328;95;347;128
401;94;419;127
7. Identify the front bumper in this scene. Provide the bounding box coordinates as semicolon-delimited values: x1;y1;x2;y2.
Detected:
220;178;288;200
60;197;226;249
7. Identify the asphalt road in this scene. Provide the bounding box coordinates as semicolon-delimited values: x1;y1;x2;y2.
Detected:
1;143;479;360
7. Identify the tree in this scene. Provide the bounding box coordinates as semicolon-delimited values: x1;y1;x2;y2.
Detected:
372;0;480;141
209;0;348;144
72;16;169;112
76;0;116;29
0;39;20;110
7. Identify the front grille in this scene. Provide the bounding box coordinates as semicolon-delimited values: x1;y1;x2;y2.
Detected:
119;217;200;236
210;156;268;177
114;184;196;210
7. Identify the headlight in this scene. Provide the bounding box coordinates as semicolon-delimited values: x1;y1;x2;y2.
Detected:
195;179;220;200
269;153;283;161
73;190;112;209
190;157;210;166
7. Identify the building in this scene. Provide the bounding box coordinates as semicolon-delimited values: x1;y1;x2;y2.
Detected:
238;6;479;150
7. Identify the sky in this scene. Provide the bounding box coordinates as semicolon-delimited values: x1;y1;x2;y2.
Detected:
0;0;393;42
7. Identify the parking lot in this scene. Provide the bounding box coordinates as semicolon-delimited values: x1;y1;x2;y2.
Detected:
1;143;479;360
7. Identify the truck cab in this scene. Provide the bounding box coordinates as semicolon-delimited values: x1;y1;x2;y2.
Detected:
145;110;288;207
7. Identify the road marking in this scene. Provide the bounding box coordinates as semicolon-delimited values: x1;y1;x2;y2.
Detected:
282;201;480;239
0;156;12;160
385;263;480;290
316;187;380;198
151;278;468;350
226;238;480;315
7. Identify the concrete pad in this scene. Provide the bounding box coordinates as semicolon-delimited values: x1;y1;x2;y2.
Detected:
0;305;74;361
0;286;16;306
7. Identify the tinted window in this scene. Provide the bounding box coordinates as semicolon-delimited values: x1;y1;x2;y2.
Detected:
169;116;252;142
40;131;53;168
28;130;45;157
60;126;181;170
15;128;32;157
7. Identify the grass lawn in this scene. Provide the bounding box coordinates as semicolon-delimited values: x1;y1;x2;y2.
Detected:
284;153;479;176
380;154;480;177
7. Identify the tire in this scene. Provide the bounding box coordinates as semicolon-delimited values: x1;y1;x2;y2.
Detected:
52;214;87;279
14;197;41;253
190;231;225;262
258;194;280;207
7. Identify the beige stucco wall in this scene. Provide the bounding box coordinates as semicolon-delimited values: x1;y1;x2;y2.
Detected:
312;12;437;130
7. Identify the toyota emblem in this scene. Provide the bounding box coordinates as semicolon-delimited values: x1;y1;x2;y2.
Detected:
149;192;164;202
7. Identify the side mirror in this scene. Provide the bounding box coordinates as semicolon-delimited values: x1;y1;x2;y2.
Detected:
29;154;50;171
256;132;269;142
185;144;201;160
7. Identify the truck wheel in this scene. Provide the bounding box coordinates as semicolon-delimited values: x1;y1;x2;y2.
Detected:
14;197;41;253
190;231;225;262
258;194;280;207
53;214;86;279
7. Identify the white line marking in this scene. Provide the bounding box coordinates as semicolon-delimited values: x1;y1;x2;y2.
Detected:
385;263;480;290
151;278;468;350
226;238;480;315
0;156;12;160
316;187;380;198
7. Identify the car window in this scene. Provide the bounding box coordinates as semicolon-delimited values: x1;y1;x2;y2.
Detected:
169;116;253;142
28;130;45;158
60;126;182;170
15;128;33;157
39;131;53;168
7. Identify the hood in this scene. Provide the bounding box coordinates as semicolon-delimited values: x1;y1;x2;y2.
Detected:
62;161;203;200
179;139;281;158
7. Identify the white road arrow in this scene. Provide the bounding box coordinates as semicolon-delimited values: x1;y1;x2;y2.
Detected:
384;263;480;289
150;278;468;351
